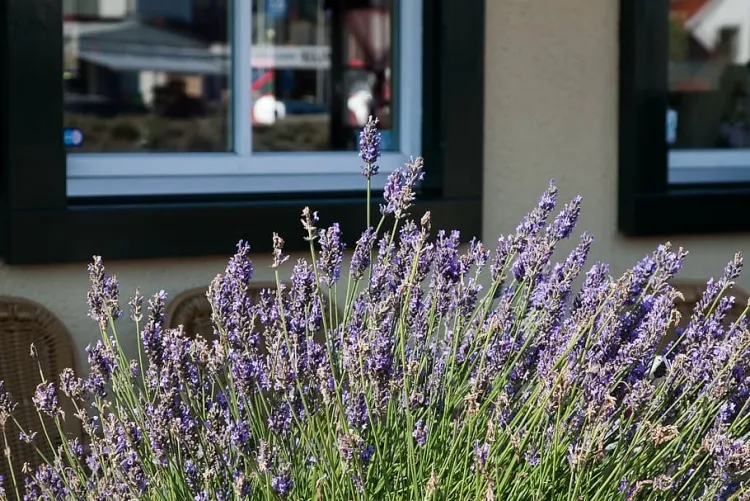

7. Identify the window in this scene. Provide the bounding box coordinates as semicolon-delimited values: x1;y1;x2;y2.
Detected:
1;0;484;264
63;0;422;197
618;0;750;235
668;0;750;184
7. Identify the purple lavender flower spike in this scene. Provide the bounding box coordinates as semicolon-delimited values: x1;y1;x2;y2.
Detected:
724;252;744;281
86;339;118;382
547;195;582;241
141;290;168;368
32;381;61;418
413;419;428;447
227;240;255;282
271;466;294;497
515;180;558;247
350;227;376;280
18;430;39;444
0;381;16;425
474;441;490;471
359;115;381;178
525;448;541;467
345;391;370;431
318;223;345;286
381;156;425;219
87;255;123;325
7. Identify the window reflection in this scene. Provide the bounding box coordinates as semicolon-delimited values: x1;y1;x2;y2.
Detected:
63;0;230;153
251;0;397;152
668;0;750;150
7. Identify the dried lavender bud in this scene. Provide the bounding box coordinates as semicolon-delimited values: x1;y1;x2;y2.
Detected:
421;211;431;231
300;207;319;239
272;233;289;268
129;287;143;322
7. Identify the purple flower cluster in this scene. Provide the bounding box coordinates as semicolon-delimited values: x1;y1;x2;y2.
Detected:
359;115;381;178
381;156;425;219
1;120;749;500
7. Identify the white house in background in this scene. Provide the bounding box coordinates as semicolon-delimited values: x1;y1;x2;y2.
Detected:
686;0;750;63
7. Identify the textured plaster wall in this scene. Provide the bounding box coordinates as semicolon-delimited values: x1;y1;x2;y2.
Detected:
483;0;750;288
3;0;750;371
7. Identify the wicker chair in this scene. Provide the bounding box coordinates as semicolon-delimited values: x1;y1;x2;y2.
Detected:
166;283;331;348
0;297;81;486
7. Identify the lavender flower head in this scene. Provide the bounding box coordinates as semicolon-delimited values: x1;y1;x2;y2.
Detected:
87;255;123;326
413;419;428;447
32;382;61;418
271;466;294;497
381;156;425;219
0;381;16;426
318;223;345;286
350;227;376;280
359;115;381;178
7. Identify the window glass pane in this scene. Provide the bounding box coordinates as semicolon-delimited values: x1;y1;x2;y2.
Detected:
251;0;397;152
63;0;230;153
668;0;750;150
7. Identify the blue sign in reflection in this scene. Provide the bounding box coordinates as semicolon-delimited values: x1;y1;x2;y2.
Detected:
63;127;84;148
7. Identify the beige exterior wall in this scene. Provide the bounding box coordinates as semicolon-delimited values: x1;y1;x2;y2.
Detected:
2;0;750;368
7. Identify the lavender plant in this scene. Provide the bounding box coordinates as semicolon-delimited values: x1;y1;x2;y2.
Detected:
1;117;750;500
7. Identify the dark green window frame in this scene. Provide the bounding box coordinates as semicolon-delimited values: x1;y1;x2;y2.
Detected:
619;0;750;236
1;0;484;264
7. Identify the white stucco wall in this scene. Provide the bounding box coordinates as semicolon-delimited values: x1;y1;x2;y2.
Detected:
483;0;750;289
2;0;750;372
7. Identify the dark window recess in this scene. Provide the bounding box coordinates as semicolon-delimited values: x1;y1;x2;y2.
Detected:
1;0;484;264
619;0;750;236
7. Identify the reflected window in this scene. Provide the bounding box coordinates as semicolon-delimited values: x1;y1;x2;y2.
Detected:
251;0;396;152
63;0;230;153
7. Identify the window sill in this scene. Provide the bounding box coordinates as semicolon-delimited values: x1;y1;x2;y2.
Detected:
5;196;482;264
619;186;750;236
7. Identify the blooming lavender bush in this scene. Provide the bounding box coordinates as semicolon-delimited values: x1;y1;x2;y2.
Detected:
1;117;750;500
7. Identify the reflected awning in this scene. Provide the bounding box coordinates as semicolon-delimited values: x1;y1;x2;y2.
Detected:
78;49;227;75
66;20;227;75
